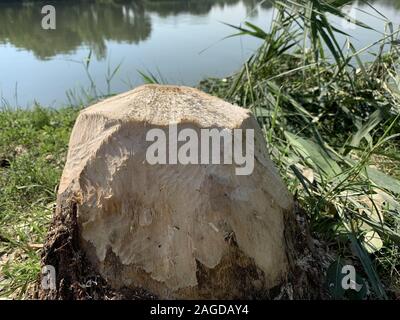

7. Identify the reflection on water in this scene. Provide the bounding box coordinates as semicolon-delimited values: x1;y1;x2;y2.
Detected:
0;0;272;60
1;1;151;60
0;0;400;106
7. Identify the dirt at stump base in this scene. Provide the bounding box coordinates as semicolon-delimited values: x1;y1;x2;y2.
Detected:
33;199;331;300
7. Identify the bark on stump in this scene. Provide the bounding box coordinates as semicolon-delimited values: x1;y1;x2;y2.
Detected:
37;85;327;300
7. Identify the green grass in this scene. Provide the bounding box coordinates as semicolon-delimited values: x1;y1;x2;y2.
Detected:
0;106;79;298
200;0;400;299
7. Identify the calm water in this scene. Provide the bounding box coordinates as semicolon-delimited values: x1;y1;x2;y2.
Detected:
0;0;400;107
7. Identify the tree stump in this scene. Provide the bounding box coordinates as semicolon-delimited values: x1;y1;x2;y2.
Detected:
37;85;327;300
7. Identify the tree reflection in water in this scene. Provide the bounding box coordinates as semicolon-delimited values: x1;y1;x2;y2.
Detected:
0;0;273;60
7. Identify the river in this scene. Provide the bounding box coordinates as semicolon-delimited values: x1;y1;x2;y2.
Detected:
0;0;400;107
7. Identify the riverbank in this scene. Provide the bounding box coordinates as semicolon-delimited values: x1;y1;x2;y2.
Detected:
0;79;399;299
1;1;400;299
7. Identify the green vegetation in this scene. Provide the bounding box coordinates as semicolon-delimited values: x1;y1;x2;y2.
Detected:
199;0;400;299
0;106;79;298
1;0;400;299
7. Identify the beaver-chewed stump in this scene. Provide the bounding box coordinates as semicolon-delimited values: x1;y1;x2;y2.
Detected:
37;85;328;300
